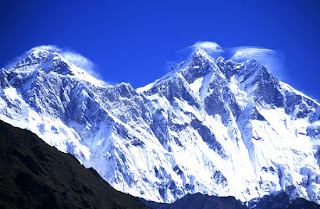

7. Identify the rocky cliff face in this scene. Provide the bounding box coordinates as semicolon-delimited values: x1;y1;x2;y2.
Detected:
0;47;319;204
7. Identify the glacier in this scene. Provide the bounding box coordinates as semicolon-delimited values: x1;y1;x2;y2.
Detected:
0;47;319;204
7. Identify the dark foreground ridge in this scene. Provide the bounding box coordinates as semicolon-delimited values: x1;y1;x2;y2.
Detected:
141;193;247;209
249;191;320;209
142;192;320;209
0;120;149;209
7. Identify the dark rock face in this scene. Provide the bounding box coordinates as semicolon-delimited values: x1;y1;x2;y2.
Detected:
181;52;213;84
191;118;226;157
252;68;285;108
147;75;199;107
0;120;149;209
217;58;244;82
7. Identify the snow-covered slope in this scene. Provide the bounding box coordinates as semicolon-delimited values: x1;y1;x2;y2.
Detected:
0;47;319;204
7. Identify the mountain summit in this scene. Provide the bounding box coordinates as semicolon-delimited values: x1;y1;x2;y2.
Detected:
0;48;319;204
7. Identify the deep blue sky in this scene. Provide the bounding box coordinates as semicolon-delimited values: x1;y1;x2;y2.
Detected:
1;0;319;101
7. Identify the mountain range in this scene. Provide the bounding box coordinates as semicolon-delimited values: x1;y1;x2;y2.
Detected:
0;47;319;205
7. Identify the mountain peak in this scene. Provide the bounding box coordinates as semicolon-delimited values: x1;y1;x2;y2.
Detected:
192;48;212;60
28;48;52;59
6;47;106;87
12;48;54;68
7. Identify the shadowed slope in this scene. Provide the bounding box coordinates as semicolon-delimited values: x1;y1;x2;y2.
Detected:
0;120;149;209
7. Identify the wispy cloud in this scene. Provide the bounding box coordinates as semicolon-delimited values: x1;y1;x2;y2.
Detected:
29;45;60;52
60;51;95;75
230;46;283;77
231;47;275;61
191;41;224;54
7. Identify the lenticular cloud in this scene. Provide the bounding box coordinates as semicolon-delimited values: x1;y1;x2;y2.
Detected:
230;46;283;77
231;47;275;61
192;41;224;53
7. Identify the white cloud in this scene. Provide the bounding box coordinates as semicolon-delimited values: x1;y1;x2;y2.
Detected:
60;51;94;73
30;45;60;52
231;47;275;61
192;41;224;53
230;46;283;77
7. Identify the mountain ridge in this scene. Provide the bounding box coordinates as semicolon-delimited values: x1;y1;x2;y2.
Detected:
0;47;319;204
0;119;150;209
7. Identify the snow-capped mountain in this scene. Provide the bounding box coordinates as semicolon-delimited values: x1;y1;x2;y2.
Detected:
0;47;319;204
